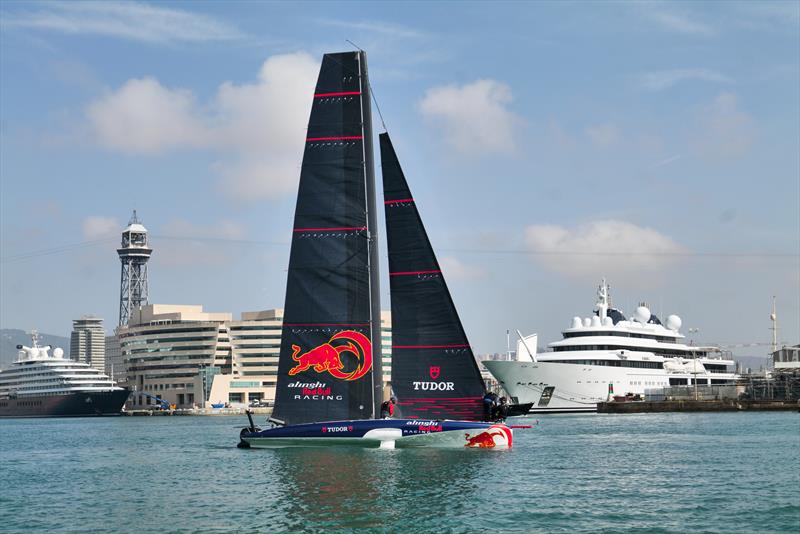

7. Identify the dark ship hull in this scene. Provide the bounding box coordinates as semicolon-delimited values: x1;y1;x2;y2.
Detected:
0;389;130;418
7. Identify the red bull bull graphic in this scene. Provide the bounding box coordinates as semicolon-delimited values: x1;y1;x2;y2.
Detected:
288;330;372;381
464;424;513;449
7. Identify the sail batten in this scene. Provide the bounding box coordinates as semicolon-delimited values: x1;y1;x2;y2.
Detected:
272;51;381;425
381;133;485;421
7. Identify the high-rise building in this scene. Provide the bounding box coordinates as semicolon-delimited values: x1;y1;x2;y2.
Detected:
70;316;106;371
117;210;152;327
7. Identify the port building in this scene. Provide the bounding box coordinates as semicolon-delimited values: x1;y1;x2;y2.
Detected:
70;316;106;371
122;304;392;408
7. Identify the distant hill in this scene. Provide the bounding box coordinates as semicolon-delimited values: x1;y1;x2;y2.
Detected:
0;329;70;370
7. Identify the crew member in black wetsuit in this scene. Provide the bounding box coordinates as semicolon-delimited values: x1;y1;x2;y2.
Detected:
483;390;497;422
379;397;396;418
496;397;509;422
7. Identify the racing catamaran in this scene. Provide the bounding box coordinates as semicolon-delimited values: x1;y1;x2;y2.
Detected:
237;51;513;449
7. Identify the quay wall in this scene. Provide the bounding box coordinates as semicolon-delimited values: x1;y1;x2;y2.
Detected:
597;399;799;413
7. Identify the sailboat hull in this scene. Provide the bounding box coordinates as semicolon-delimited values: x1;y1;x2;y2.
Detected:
240;419;513;449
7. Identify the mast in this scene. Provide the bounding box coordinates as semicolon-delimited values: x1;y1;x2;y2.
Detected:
357;51;383;419
770;296;777;355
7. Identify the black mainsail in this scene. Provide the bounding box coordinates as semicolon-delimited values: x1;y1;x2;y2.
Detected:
271;51;382;425
381;133;485;421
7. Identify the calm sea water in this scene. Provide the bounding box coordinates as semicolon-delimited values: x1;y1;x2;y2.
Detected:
1;412;798;533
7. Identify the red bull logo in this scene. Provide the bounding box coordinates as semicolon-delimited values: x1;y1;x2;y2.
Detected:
288;330;372;381
464;425;513;449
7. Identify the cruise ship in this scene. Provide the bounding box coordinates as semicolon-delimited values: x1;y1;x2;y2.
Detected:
0;332;129;417
483;280;738;413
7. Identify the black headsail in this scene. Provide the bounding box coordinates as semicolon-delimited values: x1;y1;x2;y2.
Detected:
380;133;484;421
272;52;381;425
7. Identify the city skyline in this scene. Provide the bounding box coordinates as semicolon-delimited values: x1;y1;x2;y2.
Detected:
1;1;798;356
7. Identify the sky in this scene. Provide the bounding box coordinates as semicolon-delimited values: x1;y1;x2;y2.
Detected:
1;1;798;358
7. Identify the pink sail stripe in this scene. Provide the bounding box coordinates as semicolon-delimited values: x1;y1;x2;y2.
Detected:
314;91;361;97
384;198;414;205
389;270;441;276
293;226;367;232
306;135;363;141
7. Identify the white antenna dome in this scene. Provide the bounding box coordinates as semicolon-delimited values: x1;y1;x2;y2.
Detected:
666;314;682;331
572;317;582;329
583;317;591;327
634;306;651;324
591;315;601;327
53;347;64;358
603;317;613;327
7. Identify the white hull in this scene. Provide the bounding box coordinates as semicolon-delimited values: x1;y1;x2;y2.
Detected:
483;360;738;414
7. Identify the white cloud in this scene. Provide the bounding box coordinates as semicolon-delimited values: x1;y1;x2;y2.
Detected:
419;79;521;155
585;123;621;148
3;1;244;43
84;52;318;202
82;216;119;240
639;68;733;91
524;220;686;280
87;78;208;154
440;256;486;281
693;93;755;159
213;53;317;153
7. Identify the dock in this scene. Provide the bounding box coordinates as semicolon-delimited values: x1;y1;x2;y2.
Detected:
597;399;799;413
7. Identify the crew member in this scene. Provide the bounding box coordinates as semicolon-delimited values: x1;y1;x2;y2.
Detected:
482;390;495;422
379;397;396;418
496;396;509;422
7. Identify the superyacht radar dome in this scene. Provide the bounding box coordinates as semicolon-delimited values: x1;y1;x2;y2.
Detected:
666;315;682;331
634;306;651;324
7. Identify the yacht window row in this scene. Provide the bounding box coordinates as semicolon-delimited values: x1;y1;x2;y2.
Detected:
547;359;664;369
552;345;708;357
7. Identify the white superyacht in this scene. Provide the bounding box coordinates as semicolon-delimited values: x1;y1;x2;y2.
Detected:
483;280;738;413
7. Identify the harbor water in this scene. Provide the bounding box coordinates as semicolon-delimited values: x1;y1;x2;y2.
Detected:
1;412;798;533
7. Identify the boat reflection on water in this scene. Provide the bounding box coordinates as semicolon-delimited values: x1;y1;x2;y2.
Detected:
259;447;491;530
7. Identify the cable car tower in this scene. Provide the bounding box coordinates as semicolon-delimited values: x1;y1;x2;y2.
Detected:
117;210;152;326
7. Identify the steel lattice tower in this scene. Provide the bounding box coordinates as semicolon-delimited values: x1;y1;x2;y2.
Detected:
117;210;152;326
